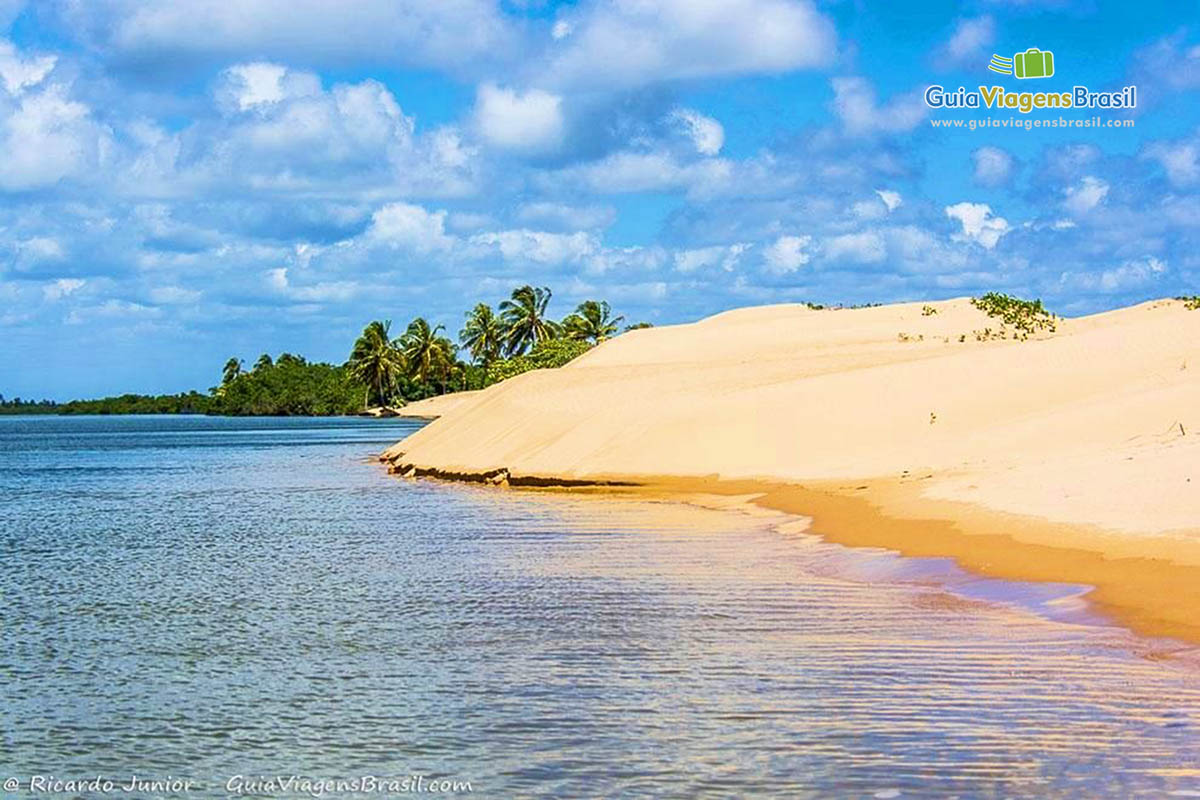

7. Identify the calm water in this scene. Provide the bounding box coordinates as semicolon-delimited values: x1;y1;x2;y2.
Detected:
1;415;1198;798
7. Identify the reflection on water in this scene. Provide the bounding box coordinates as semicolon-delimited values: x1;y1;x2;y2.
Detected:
1;415;1198;798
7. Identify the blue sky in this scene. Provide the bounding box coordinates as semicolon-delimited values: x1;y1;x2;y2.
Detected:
2;0;1199;399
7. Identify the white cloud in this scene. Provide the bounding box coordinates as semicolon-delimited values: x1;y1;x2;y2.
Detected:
936;17;994;66
264;267;356;302
583;245;667;276
218;62;321;111
148;285;201;304
473;83;564;152
672;108;724;156
945;202;1010;249
972;146;1014;186
824;231;886;263
875;189;902;211
0;39;55;95
544;0;837;90
471;229;598;264
551;20;572;40
43;277;84;301
65;299;161;325
0;83;110;190
831;77;926;135
674;243;750;273
367;203;453;252
1145;137;1200;187
135;75;475;198
1063;176;1109;215
20;236;64;262
1062;256;1167;293
763;235;812;274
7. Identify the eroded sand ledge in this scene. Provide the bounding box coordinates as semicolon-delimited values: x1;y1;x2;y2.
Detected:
381;298;1200;642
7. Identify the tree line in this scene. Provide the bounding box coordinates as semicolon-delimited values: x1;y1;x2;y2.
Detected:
2;285;643;416
341;285;644;409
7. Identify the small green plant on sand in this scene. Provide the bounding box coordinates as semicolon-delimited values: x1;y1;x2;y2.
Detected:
1178;295;1200;310
921;305;937;316
970;293;1057;338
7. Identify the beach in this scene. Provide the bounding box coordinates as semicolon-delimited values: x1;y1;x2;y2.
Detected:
384;298;1200;642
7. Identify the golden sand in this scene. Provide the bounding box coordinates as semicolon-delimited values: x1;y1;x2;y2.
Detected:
382;298;1200;642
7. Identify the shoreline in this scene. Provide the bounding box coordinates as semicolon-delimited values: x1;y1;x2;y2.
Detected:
378;454;1200;646
379;297;1200;646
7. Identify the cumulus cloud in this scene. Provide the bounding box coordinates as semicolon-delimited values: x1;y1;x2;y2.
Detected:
763;235;812;274
1063;176;1109;215
1062;256;1167;293
1144;134;1200;187
831;77;926;135
43;277;84;301
121;69;477;199
671;108;724;156
824;231;886;263
972;146;1014;186
471;229;598;265
674;243;750;273
473;83;564;152
0;82;111;191
0;39;55;94
875;189;902;211
217;62;320;111
367;203;453;252
945;202;1010;249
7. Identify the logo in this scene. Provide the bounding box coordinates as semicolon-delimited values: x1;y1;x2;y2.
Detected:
924;45;1136;114
988;48;1055;79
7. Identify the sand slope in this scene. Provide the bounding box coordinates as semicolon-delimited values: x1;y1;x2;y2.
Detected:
382;297;1200;639
387;297;1198;530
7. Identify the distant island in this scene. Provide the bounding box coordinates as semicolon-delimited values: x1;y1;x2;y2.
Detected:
0;285;647;417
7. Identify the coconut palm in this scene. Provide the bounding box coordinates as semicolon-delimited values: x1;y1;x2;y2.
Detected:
348;320;405;409
562;300;625;345
222;357;243;385
459;303;504;367
400;317;456;390
500;285;558;356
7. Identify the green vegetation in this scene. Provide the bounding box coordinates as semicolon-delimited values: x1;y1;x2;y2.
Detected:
562;300;624;344
214;354;364;415
1177;295;1200;310
485;338;594;385
970;292;1057;337
0;392;214;415
2;283;644;416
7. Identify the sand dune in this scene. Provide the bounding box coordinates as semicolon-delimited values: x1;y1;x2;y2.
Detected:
383;297;1200;640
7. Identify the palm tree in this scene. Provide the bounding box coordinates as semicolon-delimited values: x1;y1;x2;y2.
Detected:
222;357;243;385
401;317;456;391
459;303;505;368
348;320;405;409
563;300;625;344
500;285;558;356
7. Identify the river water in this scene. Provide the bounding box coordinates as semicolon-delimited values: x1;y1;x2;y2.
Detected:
1;415;1197;798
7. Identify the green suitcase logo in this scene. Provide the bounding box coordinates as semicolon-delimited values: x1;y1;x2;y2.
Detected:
988;48;1055;79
